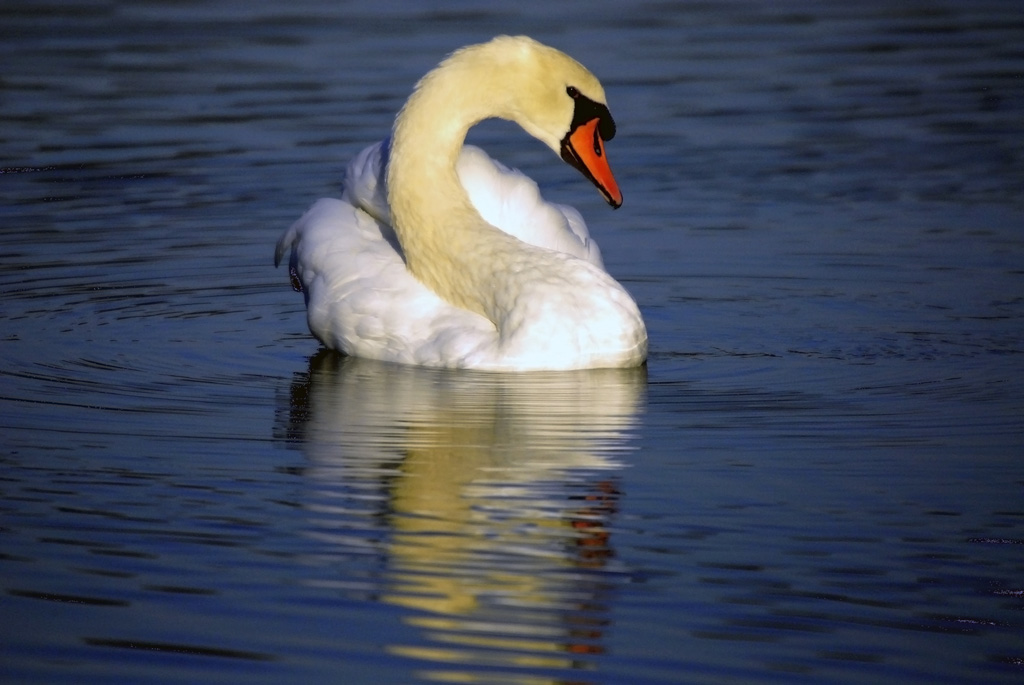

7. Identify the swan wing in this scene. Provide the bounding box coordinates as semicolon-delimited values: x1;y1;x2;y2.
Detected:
276;198;497;367
455;146;604;267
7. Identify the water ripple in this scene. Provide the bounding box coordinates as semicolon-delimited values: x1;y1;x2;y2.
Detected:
1;1;1022;684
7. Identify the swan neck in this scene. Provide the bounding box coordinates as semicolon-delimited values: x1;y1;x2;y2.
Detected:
386;50;517;318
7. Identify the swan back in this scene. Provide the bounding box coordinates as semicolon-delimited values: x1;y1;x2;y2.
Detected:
340;140;602;267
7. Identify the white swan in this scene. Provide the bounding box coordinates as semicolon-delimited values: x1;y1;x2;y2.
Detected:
275;35;647;371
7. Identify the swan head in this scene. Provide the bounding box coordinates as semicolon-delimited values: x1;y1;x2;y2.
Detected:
444;36;623;208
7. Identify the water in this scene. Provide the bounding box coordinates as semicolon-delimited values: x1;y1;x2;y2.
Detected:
2;1;1023;683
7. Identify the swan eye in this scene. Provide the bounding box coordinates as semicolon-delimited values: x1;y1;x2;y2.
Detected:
566;86;580;99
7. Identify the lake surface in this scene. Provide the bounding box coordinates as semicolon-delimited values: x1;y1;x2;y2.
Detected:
2;1;1023;683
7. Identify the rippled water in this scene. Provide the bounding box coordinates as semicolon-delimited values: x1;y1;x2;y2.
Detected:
2;1;1023;683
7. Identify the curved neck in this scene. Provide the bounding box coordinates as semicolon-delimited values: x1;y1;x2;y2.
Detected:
386;46;524;319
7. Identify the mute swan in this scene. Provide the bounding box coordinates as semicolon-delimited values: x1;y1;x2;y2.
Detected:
275;35;647;371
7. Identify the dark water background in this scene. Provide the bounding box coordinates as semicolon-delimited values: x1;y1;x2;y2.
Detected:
2;1;1023;683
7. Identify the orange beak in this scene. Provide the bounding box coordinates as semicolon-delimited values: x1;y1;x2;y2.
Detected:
561;117;623;209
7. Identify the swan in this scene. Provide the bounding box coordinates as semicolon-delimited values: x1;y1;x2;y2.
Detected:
275;35;647;371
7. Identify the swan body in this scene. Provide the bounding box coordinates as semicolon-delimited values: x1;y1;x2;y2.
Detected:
275;36;647;371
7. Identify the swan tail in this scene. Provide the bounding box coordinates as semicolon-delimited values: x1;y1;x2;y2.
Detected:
274;220;299;269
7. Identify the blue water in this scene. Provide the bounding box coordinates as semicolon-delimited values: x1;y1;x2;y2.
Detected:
2;1;1023;683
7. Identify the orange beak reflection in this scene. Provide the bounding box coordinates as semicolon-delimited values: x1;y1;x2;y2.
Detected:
561;117;623;209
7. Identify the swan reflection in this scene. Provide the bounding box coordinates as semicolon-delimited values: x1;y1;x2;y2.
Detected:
281;352;645;682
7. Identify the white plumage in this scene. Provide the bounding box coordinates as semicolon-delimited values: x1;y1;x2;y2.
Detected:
275;36;647;371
